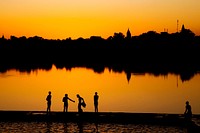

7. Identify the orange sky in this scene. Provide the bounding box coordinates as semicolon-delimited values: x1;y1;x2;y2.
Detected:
0;0;200;39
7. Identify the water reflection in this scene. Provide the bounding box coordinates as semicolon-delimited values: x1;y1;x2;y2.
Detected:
0;63;199;83
77;121;83;133
0;122;187;133
46;122;52;133
63;123;67;133
0;66;200;114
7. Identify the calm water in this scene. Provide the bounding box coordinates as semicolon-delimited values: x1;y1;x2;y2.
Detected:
0;65;200;114
0;122;187;133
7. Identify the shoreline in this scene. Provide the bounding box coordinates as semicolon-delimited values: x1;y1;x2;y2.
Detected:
0;110;199;123
1;110;199;132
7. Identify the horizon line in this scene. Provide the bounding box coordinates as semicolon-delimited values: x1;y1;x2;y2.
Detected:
1;27;199;40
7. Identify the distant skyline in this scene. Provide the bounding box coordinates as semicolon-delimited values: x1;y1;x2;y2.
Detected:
1;0;200;39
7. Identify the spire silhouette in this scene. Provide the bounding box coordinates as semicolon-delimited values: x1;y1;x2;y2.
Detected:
126;28;131;40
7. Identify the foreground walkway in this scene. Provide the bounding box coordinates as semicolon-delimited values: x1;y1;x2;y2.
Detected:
0;111;198;123
0;111;199;132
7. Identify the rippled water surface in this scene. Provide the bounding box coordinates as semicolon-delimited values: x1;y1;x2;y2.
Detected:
0;122;187;133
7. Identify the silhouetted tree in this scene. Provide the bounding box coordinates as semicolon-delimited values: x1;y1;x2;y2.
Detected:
0;27;200;82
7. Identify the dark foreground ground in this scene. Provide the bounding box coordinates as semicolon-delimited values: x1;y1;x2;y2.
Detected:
0;111;199;132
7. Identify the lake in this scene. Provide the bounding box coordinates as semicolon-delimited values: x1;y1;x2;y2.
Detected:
0;121;187;133
0;65;200;114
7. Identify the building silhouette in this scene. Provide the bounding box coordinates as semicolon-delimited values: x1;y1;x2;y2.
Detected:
126;28;131;40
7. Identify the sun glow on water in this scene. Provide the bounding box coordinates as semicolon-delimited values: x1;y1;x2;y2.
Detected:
0;66;200;114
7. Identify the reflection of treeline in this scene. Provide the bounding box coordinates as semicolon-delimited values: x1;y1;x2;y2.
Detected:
0;25;200;82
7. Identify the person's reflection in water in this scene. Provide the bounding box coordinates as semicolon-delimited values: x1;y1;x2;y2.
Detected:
63;123;69;133
184;101;192;121
94;121;99;133
46;91;52;115
77;121;83;133
45;122;52;133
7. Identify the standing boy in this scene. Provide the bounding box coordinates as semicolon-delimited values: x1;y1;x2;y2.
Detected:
46;91;52;114
94;92;99;113
63;94;75;112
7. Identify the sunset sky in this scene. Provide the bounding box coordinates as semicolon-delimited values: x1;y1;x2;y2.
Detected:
1;0;200;39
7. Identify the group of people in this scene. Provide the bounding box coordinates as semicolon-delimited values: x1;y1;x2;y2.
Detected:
46;91;193;121
46;91;99;114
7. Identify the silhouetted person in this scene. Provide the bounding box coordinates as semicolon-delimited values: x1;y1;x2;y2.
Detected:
76;94;86;113
94;92;99;113
184;101;192;121
46;91;52;114
62;94;75;112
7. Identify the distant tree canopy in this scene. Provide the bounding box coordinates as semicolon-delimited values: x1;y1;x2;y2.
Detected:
0;25;198;48
0;26;200;82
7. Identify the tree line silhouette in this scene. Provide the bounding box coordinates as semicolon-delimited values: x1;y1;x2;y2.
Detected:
0;25;200;82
